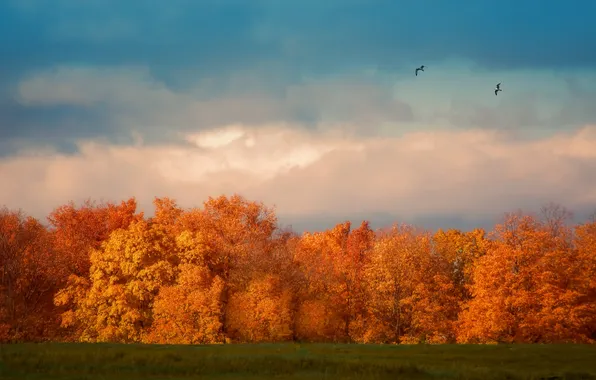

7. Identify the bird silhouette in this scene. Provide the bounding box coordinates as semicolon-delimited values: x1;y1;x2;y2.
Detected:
415;65;425;76
494;82;502;96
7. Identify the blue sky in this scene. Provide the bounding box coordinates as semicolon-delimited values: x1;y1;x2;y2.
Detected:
1;0;596;232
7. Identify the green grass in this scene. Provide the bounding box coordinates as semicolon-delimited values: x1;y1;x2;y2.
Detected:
1;343;595;379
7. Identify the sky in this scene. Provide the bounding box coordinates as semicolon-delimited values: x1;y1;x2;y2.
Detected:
1;0;596;233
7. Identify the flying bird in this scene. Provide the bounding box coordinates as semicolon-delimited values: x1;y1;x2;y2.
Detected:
494;82;502;96
415;65;425;76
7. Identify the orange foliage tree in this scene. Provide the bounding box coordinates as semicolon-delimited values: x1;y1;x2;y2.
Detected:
573;219;596;341
0;196;594;344
458;210;596;343
293;221;374;342
48;198;142;277
361;224;459;344
181;195;282;342
0;208;60;342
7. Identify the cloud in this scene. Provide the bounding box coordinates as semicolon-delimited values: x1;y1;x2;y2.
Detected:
8;65;413;148
435;96;543;131
2;123;596;232
2;1;596;233
16;66;159;107
5;63;596;159
2;0;595;89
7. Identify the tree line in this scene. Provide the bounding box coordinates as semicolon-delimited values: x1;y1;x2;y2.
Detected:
1;195;595;344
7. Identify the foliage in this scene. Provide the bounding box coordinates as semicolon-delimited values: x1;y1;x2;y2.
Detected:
0;197;595;344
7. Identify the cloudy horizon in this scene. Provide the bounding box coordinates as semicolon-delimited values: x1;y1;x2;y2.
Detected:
2;0;596;233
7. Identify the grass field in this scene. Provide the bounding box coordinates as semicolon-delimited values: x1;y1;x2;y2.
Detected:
1;343;595;380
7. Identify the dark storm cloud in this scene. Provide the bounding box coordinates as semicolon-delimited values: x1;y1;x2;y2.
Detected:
1;0;595;150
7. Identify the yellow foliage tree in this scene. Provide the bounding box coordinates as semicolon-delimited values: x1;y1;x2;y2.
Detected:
432;228;487;303
145;231;224;344
55;220;178;342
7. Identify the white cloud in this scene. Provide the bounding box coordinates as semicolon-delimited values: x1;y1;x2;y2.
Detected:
165;124;361;182
2;123;596;230
7;63;596;230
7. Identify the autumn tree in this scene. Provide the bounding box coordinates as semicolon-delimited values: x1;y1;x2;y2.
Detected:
54;219;178;342
49;198;143;340
0;208;60;342
458;210;595;343
294;222;350;342
48;197;143;277
362;224;458;344
432;228;488;303
150;197;184;235
3;194;594;345
572;219;596;341
146;231;224;344
272;229;307;342
176;195;281;342
226;274;293;342
337;221;376;341
292;221;388;343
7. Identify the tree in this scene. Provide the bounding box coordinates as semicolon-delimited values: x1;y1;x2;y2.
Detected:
0;208;60;342
293;226;345;342
146;231;224;344
177;194;279;342
432;228;487;303
458;212;595;343
55;220;178;342
569;220;596;341
226;274;293;342
1;195;593;345
362;224;458;344
48;198;142;277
